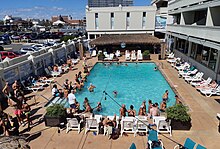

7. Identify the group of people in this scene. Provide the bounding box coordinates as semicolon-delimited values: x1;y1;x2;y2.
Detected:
119;90;182;118
1;81;33;136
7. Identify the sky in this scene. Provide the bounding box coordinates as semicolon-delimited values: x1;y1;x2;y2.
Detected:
0;0;151;20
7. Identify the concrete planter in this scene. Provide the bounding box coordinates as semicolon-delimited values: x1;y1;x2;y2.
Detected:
171;119;192;130
44;115;65;127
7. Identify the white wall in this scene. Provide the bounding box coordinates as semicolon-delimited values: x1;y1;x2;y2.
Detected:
86;6;156;33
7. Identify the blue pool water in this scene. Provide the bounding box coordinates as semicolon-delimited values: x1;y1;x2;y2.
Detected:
51;62;176;116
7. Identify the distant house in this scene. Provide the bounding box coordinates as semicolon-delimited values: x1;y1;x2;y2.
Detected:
51;15;85;28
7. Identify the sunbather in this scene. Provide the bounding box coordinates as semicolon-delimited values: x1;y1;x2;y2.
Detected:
196;80;217;90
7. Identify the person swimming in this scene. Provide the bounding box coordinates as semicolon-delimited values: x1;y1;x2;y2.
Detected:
154;66;158;71
113;90;118;97
88;83;96;92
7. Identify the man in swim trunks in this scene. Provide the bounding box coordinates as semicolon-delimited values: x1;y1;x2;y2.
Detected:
88;83;96;92
119;104;127;118
162;90;169;101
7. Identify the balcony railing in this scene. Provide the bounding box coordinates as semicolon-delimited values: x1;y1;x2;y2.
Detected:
167;24;220;42
168;0;208;11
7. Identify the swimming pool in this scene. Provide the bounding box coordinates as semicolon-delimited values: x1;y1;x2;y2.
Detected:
49;62;176;116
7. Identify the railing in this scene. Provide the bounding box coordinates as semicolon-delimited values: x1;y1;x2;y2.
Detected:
167;24;220;42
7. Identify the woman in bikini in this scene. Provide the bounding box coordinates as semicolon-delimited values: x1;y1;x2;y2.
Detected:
127;105;136;117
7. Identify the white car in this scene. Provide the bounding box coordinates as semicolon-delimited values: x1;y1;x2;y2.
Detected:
32;44;46;50
20;47;38;54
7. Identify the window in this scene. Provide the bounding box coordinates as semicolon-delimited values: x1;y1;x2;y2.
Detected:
208;48;218;70
190;43;197;59
126;12;130;29
110;13;114;29
142;12;146;29
177;39;188;54
95;13;99;29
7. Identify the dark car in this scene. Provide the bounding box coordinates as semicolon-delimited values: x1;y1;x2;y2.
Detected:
0;35;11;45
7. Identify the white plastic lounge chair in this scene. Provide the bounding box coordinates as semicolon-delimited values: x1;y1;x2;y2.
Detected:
167;52;174;59
157;119;172;136
190;77;212;87
91;50;97;57
45;68;61;77
131;52;136;61
121;117;136;137
104;53;114;61
85;118;99;134
39;78;55;84
137;50;143;61
180;69;198;78
66;118;82;134
21;81;44;93
200;85;220;97
125;52;130;61
175;62;190;71
115;50;121;57
184;72;204;83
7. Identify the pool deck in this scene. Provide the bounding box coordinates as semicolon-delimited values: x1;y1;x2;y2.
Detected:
5;54;220;149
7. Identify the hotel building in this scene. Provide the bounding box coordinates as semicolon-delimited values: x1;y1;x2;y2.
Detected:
166;0;220;81
88;0;133;7
86;6;157;39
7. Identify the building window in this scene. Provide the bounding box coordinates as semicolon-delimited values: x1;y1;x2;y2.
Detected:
190;42;197;59
176;38;188;54
208;48;218;70
110;13;114;29
142;12;146;29
126;12;130;29
95;13;99;29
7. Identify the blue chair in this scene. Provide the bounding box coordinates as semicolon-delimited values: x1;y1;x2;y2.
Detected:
196;144;206;149
129;143;136;149
174;138;196;149
147;130;163;149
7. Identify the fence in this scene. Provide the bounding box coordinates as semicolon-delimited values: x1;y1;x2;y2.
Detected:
0;41;76;89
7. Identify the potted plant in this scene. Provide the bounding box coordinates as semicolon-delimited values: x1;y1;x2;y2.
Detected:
166;104;192;130
142;50;150;60
98;52;105;61
44;104;67;127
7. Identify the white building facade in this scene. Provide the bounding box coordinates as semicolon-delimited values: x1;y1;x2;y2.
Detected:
86;6;157;39
166;0;220;81
151;0;173;39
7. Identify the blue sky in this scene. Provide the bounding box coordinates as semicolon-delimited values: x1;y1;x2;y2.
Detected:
0;0;151;20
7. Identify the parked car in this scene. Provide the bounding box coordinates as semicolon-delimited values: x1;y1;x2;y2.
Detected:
0;35;11;45
20;47;38;54
32;44;46;50
0;51;20;60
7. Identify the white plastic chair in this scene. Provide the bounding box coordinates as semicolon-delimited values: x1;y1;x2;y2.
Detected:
66;118;81;134
157;119;172;136
91;50;97;57
121;117;136;137
85;118;99;134
136;119;148;136
45;68;61;77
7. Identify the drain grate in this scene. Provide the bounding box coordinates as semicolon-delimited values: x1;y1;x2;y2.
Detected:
215;99;220;104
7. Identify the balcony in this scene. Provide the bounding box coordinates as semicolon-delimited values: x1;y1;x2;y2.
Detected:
157;7;168;14
167;24;220;42
168;0;208;11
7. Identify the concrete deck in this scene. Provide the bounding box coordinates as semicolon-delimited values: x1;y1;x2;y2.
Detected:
5;55;220;149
